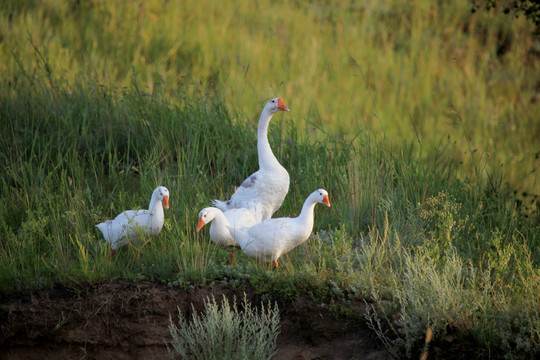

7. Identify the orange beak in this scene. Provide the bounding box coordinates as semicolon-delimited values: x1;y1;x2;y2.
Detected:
277;97;290;112
162;195;169;209
322;195;331;207
196;217;205;232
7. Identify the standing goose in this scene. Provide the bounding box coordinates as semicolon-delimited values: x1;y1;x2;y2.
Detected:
213;97;290;221
196;207;258;265
202;189;330;270
96;186;170;256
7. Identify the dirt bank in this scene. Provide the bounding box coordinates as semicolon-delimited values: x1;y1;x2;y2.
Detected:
0;281;391;359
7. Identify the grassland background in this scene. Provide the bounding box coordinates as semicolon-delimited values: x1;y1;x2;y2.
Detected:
0;0;539;358
1;0;538;195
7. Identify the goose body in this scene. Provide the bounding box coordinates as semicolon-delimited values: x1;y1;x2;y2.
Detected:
204;189;330;269
213;97;290;221
96;186;170;252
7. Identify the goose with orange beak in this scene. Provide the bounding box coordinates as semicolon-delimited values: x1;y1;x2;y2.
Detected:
96;186;170;257
212;97;291;222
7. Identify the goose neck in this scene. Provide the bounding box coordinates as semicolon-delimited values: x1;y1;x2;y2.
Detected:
297;198;317;228
148;197;157;212
211;209;229;228
257;110;280;170
148;194;163;216
150;201;164;216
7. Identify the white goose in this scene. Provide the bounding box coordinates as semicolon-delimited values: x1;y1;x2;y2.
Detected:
213;97;290;221
203;189;330;270
196;207;258;265
96;186;170;255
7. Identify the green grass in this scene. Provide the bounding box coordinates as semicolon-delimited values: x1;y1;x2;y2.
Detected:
0;1;539;358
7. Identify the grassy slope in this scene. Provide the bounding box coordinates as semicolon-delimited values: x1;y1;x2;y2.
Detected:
1;76;538;357
0;0;539;358
0;0;538;194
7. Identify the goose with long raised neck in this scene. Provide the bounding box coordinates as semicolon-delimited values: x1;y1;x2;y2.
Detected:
196;207;258;265
213;97;290;221
203;189;330;270
96;186;170;256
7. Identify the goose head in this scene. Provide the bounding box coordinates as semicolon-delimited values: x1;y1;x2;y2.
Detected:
313;189;331;207
155;186;170;209
264;97;290;115
197;207;218;232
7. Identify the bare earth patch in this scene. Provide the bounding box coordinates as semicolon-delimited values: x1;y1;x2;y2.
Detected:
0;281;391;360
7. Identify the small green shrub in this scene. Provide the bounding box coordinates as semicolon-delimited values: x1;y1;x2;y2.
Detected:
168;294;280;360
420;190;471;257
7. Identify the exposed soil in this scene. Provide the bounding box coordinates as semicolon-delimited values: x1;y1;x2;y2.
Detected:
0;281;391;360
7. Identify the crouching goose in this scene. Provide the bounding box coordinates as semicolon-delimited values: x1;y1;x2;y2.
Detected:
196;207;258;265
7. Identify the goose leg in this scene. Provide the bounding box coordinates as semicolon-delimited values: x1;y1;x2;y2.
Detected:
108;249;116;261
229;250;235;266
272;260;279;271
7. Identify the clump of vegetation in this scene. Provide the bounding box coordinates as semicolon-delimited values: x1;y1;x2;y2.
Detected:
420;190;471;257
472;0;540;25
168;294;280;360
362;219;539;359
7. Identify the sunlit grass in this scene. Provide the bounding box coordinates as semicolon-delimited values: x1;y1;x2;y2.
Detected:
1;0;538;194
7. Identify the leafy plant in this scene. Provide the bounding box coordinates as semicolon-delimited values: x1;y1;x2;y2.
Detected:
420;190;471;257
168;294;280;360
